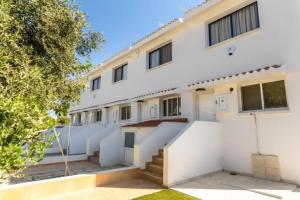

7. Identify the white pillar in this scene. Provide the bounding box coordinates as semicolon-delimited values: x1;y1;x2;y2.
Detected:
131;102;142;123
181;91;198;122
102;107;110;126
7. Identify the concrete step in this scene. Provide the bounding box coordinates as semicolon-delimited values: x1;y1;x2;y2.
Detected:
142;170;163;185
146;163;163;176
152;156;163;166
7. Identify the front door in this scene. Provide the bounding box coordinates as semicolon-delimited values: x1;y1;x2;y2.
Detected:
124;132;135;165
198;93;217;121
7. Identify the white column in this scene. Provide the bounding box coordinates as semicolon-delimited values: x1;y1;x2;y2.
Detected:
181;91;199;122
102;107;110;126
130;102;141;123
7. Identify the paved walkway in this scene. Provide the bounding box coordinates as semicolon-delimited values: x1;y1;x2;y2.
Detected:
172;172;300;200
41;178;163;200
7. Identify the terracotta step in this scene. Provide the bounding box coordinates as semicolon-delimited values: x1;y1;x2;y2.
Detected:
158;149;164;157
152;156;163;166
146;163;163;176
142;170;163;185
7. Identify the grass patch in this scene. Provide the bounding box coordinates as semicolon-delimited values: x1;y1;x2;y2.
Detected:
133;189;199;200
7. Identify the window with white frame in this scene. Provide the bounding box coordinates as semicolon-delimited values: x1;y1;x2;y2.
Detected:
163;97;181;117
91;77;101;91
240;80;288;112
113;63;127;83
120;105;131;120
94;110;102;122
208;2;260;46
148;42;172;69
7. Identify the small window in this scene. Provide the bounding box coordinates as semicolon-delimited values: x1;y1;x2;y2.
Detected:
91;77;101;91
113;64;127;83
241;80;288;112
120;106;131;120
124;132;135;148
77;113;82;124
163;97;181;117
95;110;102;122
149;43;172;69
209;2;259;46
262;80;288;109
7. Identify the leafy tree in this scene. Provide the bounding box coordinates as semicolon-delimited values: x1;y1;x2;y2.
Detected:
0;0;104;179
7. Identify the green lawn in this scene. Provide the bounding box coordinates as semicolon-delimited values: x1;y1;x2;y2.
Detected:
133;189;199;200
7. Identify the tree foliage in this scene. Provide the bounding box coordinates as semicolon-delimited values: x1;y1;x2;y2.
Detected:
0;0;104;178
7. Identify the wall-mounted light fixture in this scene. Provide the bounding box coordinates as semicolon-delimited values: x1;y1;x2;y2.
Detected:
230;87;234;92
196;88;206;92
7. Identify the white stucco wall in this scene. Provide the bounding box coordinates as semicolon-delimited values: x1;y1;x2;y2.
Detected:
165;121;223;186
133;122;187;169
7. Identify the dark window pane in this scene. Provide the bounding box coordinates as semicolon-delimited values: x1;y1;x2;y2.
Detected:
163;100;167;117
114;64;127;82
92;77;101;90
209;15;232;45
161;43;172;64
124;132;135;148
232;2;259;37
178;98;181;115
209;2;259;46
149;49;160;68
96;110;102;122
262;80;288;109
241;84;262;111
77;113;82;124
121;106;131;120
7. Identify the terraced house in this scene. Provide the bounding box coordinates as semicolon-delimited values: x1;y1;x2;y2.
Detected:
52;0;300;187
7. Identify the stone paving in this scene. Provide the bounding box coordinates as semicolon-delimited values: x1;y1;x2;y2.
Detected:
7;161;125;184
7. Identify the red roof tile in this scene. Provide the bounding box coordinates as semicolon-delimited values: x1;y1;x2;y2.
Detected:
122;118;188;128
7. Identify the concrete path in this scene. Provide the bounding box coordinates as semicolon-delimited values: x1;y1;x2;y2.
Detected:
41;178;163;200
172;172;300;200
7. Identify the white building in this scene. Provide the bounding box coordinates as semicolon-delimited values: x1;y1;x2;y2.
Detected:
64;0;300;186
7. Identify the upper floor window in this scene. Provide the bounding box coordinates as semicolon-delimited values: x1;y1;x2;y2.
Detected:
91;77;101;91
113;63;127;83
120;105;131;120
163;97;181;117
209;2;259;46
148;42;172;69
241;80;288;112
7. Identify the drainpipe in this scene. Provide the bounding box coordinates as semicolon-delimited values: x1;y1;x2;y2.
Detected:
250;112;261;155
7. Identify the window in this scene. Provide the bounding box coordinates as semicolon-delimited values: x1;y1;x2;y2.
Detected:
124;132;135;148
163;97;181;117
241;80;288;111
120;106;131;120
91;77;101;91
149;43;172;69
95;110;102;122
209;2;259;46
113;64;127;83
77;113;82;124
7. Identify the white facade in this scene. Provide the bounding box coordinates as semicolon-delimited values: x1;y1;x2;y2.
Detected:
68;0;300;185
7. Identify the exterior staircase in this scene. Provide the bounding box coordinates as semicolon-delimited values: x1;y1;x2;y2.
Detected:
142;149;164;185
88;151;100;165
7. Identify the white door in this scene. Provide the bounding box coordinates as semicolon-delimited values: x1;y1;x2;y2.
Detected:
198;93;217;121
124;132;135;165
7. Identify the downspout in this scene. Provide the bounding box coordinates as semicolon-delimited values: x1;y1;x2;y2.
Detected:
250;112;261;155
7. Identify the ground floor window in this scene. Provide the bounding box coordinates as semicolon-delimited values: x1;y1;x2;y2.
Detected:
124;132;135;148
76;113;82;124
240;80;288;111
95;110;102;122
120;105;131;120
163;97;181;117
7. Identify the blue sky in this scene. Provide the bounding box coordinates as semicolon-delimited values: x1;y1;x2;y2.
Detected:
76;0;203;66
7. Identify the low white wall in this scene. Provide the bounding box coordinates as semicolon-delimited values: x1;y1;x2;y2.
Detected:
100;128;124;166
37;154;87;165
134;122;187;169
69;123;103;155
86;125;117;156
165;121;222;186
